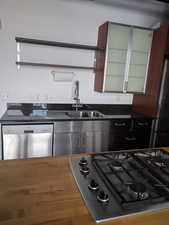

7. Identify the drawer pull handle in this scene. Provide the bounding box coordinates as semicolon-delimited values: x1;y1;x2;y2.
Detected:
125;137;136;141
24;130;34;133
137;122;148;126
114;122;126;127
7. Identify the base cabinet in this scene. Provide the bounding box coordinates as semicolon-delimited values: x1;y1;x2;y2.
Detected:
53;121;110;156
109;118;152;150
153;132;169;147
1;118;152;159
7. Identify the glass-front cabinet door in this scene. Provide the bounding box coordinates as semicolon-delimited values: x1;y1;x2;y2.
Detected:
104;24;130;92
103;23;153;93
127;28;153;93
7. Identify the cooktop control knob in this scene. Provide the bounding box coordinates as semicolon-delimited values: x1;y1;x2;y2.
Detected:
80;165;90;175
88;179;99;191
97;190;109;203
79;157;88;166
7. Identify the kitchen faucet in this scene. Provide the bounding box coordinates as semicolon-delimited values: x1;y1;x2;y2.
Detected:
72;80;82;111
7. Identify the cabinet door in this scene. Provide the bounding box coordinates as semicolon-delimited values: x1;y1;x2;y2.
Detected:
104;24;130;92
80;131;110;153
71;133;81;154
54;132;82;155
154;132;169;147
54;132;72;156
80;132;93;154
127;28;153;93
133;119;152;148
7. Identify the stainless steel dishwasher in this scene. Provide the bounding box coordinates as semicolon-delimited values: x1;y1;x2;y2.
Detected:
2;124;53;160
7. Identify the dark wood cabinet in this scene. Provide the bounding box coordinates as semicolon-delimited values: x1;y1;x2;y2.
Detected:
109;118;152;150
94;22;108;92
166;32;169;55
132;24;169;117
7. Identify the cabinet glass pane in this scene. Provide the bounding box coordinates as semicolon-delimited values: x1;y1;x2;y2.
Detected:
107;49;127;63
104;75;124;92
106;62;126;75
127;77;145;92
104;24;130;92
127;28;153;93
130;52;148;65
108;24;130;50
129;65;147;78
132;28;153;52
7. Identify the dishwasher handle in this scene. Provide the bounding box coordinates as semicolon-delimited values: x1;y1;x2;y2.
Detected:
24;130;34;134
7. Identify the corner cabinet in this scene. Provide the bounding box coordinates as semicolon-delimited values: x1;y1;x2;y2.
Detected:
94;22;153;93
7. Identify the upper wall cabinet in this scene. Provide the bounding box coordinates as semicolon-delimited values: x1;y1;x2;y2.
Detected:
132;24;169;117
94;22;153;93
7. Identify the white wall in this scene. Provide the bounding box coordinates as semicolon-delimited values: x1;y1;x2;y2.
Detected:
0;0;167;116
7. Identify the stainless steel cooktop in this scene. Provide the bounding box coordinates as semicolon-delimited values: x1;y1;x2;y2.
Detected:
70;149;169;223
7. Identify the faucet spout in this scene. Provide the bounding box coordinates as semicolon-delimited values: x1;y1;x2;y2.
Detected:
72;80;82;110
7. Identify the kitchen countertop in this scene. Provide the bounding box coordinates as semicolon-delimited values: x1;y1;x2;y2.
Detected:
0;148;169;225
0;109;152;123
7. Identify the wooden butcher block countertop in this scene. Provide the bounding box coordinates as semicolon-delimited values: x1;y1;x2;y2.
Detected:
1;148;169;225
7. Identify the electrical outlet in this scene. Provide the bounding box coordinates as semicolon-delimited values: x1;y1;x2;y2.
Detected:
0;93;8;100
39;94;48;101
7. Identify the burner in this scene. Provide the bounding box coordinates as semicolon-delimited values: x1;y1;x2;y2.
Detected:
134;152;149;158
128;183;149;200
110;160;123;171
118;153;129;160
152;157;169;168
154;159;165;167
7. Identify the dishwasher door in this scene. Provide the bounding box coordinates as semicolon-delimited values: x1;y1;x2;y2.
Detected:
2;124;53;160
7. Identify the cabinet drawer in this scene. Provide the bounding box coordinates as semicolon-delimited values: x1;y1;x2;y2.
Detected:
109;135;127;150
109;133;149;151
109;133;135;150
154;132;169;147
134;119;152;131
124;135;149;149
124;134;139;149
111;119;131;133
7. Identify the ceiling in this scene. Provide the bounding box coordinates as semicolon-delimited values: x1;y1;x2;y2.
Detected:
87;0;169;22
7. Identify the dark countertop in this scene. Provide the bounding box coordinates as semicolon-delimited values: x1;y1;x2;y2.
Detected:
0;110;153;124
0;103;153;123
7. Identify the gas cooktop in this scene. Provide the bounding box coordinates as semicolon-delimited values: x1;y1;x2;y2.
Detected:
70;149;169;223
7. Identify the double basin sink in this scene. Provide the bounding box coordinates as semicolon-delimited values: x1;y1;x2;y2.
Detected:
65;110;104;118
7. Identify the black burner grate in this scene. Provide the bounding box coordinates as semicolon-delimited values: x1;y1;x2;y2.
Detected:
92;149;169;207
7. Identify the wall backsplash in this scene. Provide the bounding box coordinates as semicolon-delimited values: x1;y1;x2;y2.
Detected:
0;0;167;117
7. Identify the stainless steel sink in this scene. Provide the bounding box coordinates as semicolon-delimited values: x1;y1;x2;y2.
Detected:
66;110;104;118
